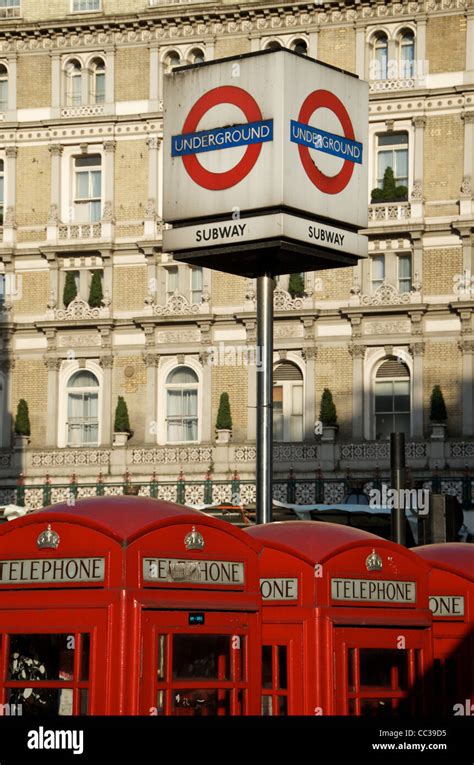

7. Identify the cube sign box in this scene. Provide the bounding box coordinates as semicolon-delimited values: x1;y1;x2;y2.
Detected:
163;49;369;278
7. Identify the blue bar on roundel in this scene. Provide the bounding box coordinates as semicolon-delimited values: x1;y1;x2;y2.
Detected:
172;119;273;157
290;119;363;164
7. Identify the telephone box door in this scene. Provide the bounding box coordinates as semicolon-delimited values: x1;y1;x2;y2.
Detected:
334;627;431;716
261;624;303;715
0;608;109;716
140;610;258;716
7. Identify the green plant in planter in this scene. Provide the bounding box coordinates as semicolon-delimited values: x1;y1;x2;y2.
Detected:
319;388;337;427
288;272;305;298
216;392;232;430
88;270;104;308
15;399;31;436
429;385;447;423
371;166;408;204
114;396;131;433
63;271;78;308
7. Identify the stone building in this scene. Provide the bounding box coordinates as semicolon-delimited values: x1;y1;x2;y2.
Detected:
0;0;473;510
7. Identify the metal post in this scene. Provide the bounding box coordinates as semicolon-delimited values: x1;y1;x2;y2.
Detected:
256;273;274;524
390;432;406;545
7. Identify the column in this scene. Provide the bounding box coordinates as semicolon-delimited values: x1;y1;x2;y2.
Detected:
6;55;16;114
409;342;424;437
302;347;317;440
100;249;113;311
47;144;63;241
415;18;427;86
143;352;159;444
411;234;423;294
199;350;213;442
99;355;114;445
411;116;426;220
157;137;164;220
459;340;474;436
45;357;61;447
355;26;365;79
145;136;160;237
51;53;61;115
102;141;116;238
105;48;115;109
460;112;474;216
149;46;159;110
466;10;474;74
4;146;17;244
349;344;365;439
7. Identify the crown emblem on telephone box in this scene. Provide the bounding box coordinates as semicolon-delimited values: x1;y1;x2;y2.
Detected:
37;524;60;550
184;526;205;551
366;549;383;572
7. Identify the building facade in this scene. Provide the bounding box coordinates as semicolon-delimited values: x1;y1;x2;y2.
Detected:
0;0;473;510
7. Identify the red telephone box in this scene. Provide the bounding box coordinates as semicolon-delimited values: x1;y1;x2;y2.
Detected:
247;521;433;717
413;543;474;716
0;497;263;716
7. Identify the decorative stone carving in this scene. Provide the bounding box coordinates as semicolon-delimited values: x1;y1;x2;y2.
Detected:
361;281;410;306
245;278;256;304
48;204;59;224
156;329;200;344
412;116;426;129
273;286;304;311
57;333;101;348
145;199;156;220
4;207;15;227
103;140;116;153
153;290;200;316
44;357;62;372
410;180;423;200
348;344;366;359
274;324;303;338
302;347;318;360
48;144;63;157
101;201;114;222
364;320;411;335
458;340;474;353
54;296;101;320
31;450;111;468
409;342;425;356
99;355;114;369
460;176;472;195
142;352;160;367
5;147;17;159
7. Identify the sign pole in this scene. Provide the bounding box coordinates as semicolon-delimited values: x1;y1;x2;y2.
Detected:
390;431;406;546
256;272;274;525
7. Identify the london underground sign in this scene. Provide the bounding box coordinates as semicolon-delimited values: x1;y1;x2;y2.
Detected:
291;89;363;194
163;49;368;277
172;86;273;191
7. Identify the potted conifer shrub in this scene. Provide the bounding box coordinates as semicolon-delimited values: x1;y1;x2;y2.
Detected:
63;271;78;308
319;388;338;442
216;392;232;444
14;399;31;449
371;166;408;204
429;385;447;440
288;272;305;299
88;271;104;308
113;396;131;446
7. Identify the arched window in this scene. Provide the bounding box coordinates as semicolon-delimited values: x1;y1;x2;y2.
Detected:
0;65;8;112
273;361;303;442
265;41;282;51
66;59;83;107
372;33;388;80
90;58;105;104
399;29;415;78
188;48;205;65
375;358;410;439
291;39;307;55
66;370;99;446
166;366;199;442
164;50;181;73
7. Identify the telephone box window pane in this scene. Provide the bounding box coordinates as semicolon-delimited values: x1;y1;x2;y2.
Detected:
80;634;90;681
58;688;74;716
172;689;231;715
360;698;392;717
262;645;272;689
80;689;89;716
261;695;272;715
8;634;73;681
277;696;288;715
348;648;355;691
157;635;166;681
359;649;408;690
7;687;61;716
155;690;165;715
278;646;287;690
172;635;231;680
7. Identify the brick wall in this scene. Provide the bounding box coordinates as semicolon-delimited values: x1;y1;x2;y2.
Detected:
424;115;464;201
424;342;462;434
113;266;148;310
112;354;147;441
316;265;353;301
115;139;148;221
211;365;248;441
16;146;51;226
13;271;49;315
211;272;248;306
115;46;149;101
317;27;356;73
17;55;52;109
315;346;352;438
426;14;466;73
422;248;463;295
214;38;251;58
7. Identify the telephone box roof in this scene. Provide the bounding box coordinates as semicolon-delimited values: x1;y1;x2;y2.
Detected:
0;496;261;548
246;520;403;565
413;543;474;581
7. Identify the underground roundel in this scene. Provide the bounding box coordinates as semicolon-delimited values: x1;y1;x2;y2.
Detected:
171;85;273;191
291;89;363;195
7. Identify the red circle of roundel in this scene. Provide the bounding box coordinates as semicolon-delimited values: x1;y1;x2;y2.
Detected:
181;86;264;191
297;89;356;195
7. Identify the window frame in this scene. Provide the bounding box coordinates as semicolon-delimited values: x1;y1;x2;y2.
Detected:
272;362;304;443
0;64;8;112
71;0;101;13
73;153;102;224
65;369;100;448
165;365;200;444
376;131;409;191
65;59;83;107
158;359;202;445
398;29;415;79
373;358;411;441
0;0;20;19
58;361;103;449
